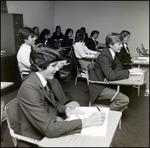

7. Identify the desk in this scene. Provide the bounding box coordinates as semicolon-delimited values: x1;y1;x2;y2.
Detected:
132;57;149;68
38;111;122;147
109;68;149;98
1;82;14;90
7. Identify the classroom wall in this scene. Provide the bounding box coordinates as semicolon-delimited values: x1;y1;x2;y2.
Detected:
54;1;149;57
6;1;55;33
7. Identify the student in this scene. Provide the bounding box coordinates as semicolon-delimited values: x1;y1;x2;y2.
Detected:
80;27;89;43
61;28;73;58
88;32;141;111
33;26;40;37
17;27;37;80
85;30;102;52
73;29;99;69
117;30;149;97
51;26;64;48
35;28;52;47
17;44;105;147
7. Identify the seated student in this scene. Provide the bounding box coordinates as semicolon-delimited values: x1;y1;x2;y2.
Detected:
17;27;37;80
117;30;149;97
73;29;99;69
33;26;40;37
88;32;140;111
85;30;102;52
51;26;64;49
80;27;89;43
35;28;52;47
61;28;74;58
17;44;105;147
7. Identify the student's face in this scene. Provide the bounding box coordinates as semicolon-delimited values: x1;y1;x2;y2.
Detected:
110;42;123;53
93;33;99;39
43;61;59;79
45;34;50;40
124;35;130;43
68;31;73;37
25;35;36;46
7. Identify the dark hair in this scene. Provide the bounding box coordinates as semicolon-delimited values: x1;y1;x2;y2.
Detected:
55;26;61;32
37;29;50;44
105;32;123;48
18;27;35;43
75;29;84;43
80;27;86;34
120;30;131;38
33;26;39;36
90;30;99;38
65;28;73;36
30;43;60;72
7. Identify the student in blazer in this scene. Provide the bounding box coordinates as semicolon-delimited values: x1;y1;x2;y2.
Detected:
17;44;105;147
88;33;138;111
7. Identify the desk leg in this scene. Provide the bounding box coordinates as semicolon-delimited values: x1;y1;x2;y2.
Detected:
111;85;120;102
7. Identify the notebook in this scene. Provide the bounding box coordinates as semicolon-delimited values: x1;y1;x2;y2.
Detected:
66;107;110;137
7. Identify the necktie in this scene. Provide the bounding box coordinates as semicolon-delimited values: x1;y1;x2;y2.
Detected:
45;84;50;96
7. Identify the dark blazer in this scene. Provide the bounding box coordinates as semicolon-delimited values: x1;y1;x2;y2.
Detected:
116;44;132;69
17;73;82;140
51;32;64;42
61;36;73;47
85;38;97;51
88;47;129;103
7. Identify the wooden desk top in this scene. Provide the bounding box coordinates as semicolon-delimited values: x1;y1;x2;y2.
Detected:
1;82;14;90
38;111;122;147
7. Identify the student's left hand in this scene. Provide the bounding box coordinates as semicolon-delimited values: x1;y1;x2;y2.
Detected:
65;108;85;119
56;60;67;69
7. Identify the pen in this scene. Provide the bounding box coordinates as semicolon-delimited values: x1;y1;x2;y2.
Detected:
97;107;101;111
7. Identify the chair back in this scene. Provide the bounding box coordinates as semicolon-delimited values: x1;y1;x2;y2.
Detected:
5;98;40;147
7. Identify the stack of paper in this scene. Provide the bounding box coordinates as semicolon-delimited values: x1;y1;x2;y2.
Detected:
66;107;110;137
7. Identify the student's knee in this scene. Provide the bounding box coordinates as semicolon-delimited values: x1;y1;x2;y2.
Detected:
124;95;130;105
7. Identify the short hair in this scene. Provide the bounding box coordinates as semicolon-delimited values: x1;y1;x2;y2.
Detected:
90;30;99;38
30;43;60;72
105;32;123;48
75;29;84;42
18;27;35;43
65;28;73;36
120;30;131;38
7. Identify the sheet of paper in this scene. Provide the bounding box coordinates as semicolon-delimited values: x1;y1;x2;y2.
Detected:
66;107;109;137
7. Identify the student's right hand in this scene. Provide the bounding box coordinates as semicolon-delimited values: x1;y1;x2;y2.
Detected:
81;112;106;128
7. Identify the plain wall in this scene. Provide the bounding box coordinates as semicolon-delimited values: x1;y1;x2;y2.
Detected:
6;1;149;57
55;1;149;57
6;1;55;33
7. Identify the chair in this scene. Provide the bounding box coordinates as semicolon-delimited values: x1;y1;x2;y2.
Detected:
86;62;122;129
5;98;40;147
70;47;87;85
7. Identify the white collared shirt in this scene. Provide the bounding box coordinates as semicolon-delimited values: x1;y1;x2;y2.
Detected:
109;48;115;60
35;72;47;87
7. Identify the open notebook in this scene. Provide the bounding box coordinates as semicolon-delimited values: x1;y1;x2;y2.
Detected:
66;107;110;137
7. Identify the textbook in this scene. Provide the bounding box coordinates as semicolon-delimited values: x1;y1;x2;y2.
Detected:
66;107;110;137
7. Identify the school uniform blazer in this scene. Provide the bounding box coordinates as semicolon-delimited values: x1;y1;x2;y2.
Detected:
88;47;130;103
116;44;132;64
17;72;82;140
85;38;97;51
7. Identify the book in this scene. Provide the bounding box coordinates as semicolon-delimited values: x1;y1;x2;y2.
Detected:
66;107;110;137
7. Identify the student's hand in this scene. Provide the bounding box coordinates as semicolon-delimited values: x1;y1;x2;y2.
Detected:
65;108;85;119
56;60;67;69
81;112;106;128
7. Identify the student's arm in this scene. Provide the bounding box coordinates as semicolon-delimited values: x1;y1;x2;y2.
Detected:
97;53;129;81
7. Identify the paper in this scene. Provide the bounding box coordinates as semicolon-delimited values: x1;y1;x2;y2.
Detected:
66;107;109;137
130;68;143;75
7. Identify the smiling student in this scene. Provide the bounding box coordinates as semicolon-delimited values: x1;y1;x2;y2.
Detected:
88;32;140;111
17;44;106;147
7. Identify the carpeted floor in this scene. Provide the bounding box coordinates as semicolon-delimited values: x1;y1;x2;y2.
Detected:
1;73;149;147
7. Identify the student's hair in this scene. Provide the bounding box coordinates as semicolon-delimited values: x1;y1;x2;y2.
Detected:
18;27;35;43
37;29;50;44
80;27;86;34
65;28;73;36
33;26;39;35
90;30;99;38
120;30;131;38
75;29;84;43
55;26;61;32
30;43;60;72
105;32;123;48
